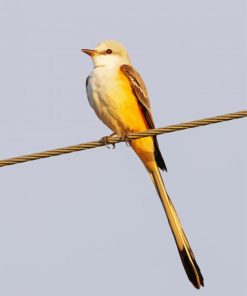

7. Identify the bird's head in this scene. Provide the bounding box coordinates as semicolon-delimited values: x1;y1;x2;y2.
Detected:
81;40;131;67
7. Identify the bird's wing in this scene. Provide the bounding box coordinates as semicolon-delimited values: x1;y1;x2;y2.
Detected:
120;64;167;171
85;75;94;109
120;64;155;129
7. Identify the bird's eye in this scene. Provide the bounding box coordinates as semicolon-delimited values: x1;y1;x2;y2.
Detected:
106;49;112;54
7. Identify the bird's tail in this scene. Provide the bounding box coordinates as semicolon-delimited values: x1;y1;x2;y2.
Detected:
149;167;204;289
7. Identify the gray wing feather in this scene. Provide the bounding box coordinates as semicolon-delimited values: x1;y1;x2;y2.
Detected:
85;75;94;109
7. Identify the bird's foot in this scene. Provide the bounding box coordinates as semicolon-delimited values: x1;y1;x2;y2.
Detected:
100;133;116;149
121;132;131;147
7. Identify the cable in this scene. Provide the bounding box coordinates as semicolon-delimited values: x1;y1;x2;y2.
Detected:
0;110;246;168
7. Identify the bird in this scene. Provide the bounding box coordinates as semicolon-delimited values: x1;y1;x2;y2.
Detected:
81;40;204;289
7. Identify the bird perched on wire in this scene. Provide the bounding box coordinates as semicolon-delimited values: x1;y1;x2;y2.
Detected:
81;40;204;289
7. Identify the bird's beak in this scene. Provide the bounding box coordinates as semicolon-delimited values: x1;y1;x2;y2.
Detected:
81;49;97;57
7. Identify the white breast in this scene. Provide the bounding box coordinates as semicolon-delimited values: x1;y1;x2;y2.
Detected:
86;65;125;134
86;65;117;110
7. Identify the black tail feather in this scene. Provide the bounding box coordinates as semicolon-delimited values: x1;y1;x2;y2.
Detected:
180;248;204;289
153;136;167;171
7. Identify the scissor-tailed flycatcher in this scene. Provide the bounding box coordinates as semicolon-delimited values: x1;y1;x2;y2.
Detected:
81;40;204;289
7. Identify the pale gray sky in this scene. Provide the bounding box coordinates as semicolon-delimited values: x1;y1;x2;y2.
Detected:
0;1;246;295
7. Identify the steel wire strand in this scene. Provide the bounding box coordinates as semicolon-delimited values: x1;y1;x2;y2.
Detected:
0;110;246;168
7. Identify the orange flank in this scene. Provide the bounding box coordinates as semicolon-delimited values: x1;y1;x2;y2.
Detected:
117;68;156;171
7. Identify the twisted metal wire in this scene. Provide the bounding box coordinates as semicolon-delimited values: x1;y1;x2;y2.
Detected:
0;110;246;168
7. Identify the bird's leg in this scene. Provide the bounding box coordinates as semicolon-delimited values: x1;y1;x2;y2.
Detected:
100;133;117;149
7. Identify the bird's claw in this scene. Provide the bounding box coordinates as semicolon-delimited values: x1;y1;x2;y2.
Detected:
121;133;131;147
100;134;116;149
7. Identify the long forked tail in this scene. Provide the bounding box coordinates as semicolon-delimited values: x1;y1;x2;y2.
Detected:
150;168;204;289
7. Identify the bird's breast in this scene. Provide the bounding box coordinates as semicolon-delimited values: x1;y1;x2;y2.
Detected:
86;65;147;135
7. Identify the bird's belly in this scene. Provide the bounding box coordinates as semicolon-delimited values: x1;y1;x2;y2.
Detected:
88;68;147;136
